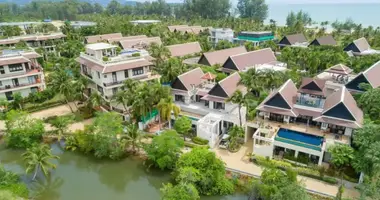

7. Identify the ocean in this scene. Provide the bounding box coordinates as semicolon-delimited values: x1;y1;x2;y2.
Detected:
265;3;380;27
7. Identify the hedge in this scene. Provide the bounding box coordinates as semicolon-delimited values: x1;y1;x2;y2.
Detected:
191;136;209;145
253;155;338;185
184;141;209;149
25;100;65;113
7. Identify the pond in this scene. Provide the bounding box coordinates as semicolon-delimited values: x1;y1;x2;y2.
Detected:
0;144;247;200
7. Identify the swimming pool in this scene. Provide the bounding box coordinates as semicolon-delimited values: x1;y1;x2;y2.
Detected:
275;128;323;150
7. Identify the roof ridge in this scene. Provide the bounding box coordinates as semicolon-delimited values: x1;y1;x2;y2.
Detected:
178;67;202;78
230;48;272;58
278;79;292;93
218;72;239;84
203;46;245;56
166;42;199;47
364;60;380;74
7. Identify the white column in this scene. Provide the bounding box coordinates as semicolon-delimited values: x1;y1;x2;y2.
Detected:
318;155;323;165
295;151;299;158
209;101;214;109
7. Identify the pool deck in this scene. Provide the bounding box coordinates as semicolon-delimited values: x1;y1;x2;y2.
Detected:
248;119;350;145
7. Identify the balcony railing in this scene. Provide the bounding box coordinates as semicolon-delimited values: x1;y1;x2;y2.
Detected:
275;136;322;151
103;80;123;87
0;81;40;91
296;96;324;108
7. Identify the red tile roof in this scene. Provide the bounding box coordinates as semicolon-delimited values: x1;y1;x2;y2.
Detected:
201;72;217;80
218;72;245;97
284;33;308;45
177;67;204;91
199;46;247;66
107;35;147;44
313;35;337;46
353;37;371;52
119;37;162;49
298;77;327;96
363;60;380;88
325;64;353;75
85;33;122;44
226;48;277;71
166;42;202;57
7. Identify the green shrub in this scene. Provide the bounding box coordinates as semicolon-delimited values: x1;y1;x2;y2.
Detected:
25;100;65;113
322;177;339;184
191;136;209;145
102;56;109;61
132;52;140;57
184;142;209;148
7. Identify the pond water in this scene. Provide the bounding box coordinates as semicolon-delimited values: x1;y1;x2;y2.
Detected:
0;144;247;200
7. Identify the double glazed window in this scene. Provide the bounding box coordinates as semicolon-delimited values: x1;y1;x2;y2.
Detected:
124;70;129;78
9;64;23;72
132;67;144;76
0;66;5;74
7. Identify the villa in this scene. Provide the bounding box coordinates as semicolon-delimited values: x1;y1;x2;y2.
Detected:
168;25;211;35
309;35;337;46
345;60;380;92
278;33;308;48
119;37;162;50
107;35;147;44
0;32;66;52
77;43;160;117
246;77;363;165
197;46;247;66
209;28;234;45
220;48;286;74
85;33;123;44
166;42;202;58
0;49;45;101
233;31;275;46
344;37;380;56
171;68;247;147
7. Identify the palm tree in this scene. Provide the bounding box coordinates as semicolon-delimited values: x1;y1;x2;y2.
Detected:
113;90;128;111
124;124;143;154
226;90;245;127
50;116;72;142
157;97;180;129
227;125;244;152
22;144;60;181
48;69;75;113
11;92;24;110
88;92;103;110
147;43;171;64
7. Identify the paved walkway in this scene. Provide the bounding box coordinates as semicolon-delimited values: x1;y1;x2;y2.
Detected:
214;146;360;199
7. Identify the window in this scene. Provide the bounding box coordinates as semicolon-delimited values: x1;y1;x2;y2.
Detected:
175;95;184;102
213;102;225;110
9;64;23;72
0;66;4;74
104;75;107;78
31;87;38;93
124;70;129;78
97;85;104;96
0;81;2;86
112;87;118;95
5;91;13;101
97;71;100;79
132;67;144;76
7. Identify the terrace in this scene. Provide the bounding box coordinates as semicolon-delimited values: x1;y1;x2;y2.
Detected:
296;94;325;108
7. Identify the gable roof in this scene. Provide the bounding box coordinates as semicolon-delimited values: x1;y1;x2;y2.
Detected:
199;46;247;66
298;77;326;96
166;42;202;57
362;60;380;88
107;35;147;44
257;79;298;116
218;72;245;97
174;67;204;91
283;33;308;45
319;86;363;124
223;48;277;71
325;64;353;75
311;35;337;46
353;37;371;52
85;33;122;44
119;37;162;49
168;25;189;32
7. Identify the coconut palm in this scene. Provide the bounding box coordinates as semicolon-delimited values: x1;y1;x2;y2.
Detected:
22;144;60;181
147;43;171;64
157;97;180;129
88;92;103;109
113;90;128;111
124;124;143;154
50;116;72;141
226;90;245;127
48;68;75;113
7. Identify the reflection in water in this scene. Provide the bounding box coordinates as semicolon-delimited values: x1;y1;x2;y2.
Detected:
0;143;246;200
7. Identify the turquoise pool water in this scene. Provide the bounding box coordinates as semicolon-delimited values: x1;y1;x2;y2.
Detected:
275;128;323;151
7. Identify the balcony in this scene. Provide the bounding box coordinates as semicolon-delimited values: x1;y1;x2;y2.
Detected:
296;96;325;108
103;80;123;87
0;81;41;91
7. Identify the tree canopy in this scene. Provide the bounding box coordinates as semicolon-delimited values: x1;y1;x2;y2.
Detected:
237;0;268;21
